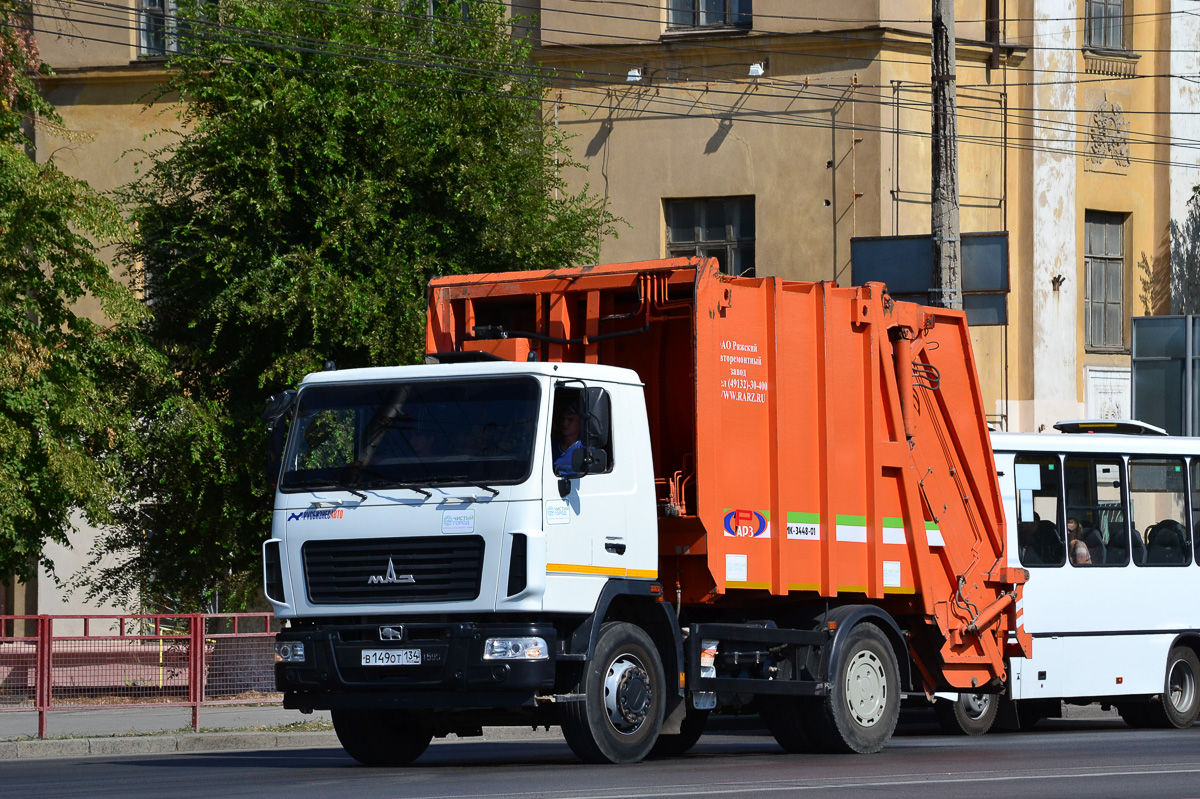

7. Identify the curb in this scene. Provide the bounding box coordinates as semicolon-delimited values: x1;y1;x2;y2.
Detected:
0;726;565;761
0;731;342;761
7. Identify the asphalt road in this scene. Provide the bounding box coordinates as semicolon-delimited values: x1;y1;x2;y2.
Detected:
5;715;1200;799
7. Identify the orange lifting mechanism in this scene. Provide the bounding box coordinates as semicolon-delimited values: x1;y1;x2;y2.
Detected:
428;257;1029;691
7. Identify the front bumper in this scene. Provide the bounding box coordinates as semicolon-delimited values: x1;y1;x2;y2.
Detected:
276;621;558;710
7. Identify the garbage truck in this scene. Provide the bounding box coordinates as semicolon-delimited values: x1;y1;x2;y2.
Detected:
262;256;1029;765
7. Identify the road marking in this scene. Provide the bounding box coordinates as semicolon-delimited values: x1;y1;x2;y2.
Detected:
409;763;1200;799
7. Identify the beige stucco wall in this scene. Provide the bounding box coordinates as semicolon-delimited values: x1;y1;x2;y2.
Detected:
23;16;176;614
542;1;1183;433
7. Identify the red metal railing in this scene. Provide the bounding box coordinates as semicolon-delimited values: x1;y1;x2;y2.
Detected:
0;614;276;738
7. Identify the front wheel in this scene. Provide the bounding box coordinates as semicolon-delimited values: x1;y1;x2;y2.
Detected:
808;622;901;754
935;692;999;736
560;621;666;764
1147;646;1200;728
332;709;434;766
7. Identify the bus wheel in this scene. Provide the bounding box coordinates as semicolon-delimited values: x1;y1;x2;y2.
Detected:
1149;646;1200;729
332;709;433;766
761;696;817;753
1117;702;1153;729
648;707;709;758
561;621;666;763
935;692;999;736
809;623;900;753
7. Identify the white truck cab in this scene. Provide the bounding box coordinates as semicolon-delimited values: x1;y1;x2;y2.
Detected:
264;359;670;764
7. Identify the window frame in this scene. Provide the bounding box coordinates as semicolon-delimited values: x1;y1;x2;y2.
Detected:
1085;0;1127;52
1129;456;1192;567
1084;210;1127;353
139;0;192;58
1063;454;1130;567
550;385;614;477
1015;454;1067;569
667;0;752;31
664;195;756;277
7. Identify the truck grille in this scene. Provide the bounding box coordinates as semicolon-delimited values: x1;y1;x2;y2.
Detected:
302;536;485;604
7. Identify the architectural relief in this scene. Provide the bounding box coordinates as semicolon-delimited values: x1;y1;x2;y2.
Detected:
1087;99;1131;168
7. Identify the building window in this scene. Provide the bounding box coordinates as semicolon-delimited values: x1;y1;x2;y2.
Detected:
140;0;185;57
1085;211;1126;352
1086;0;1125;50
668;0;752;30
665;196;755;277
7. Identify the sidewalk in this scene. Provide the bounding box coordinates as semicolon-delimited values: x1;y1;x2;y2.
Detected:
0;703;562;760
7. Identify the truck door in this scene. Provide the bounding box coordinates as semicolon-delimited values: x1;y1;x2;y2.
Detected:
543;384;635;576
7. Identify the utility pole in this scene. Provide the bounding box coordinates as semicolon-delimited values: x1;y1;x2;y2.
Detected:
931;0;962;310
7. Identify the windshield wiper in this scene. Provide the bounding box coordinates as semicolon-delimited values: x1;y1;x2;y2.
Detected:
285;479;367;500
362;478;433;499
425;477;500;497
338;464;433;498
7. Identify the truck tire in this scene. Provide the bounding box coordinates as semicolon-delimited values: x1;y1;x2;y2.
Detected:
809;623;900;753
1146;646;1200;729
561;621;666;764
648;708;709;758
935;692;999;736
761;696;817;753
331;708;434;766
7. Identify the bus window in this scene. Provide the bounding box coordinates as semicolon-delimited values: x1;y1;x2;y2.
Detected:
1130;458;1189;566
1193;461;1200;565
1015;455;1065;567
1064;457;1129;567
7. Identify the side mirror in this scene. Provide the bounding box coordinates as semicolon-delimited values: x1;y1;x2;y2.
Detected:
579;387;610;449
571;446;608;476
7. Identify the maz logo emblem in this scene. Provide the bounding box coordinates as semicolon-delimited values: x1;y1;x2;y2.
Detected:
367;557;415;585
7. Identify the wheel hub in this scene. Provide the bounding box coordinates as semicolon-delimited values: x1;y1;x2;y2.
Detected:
845;649;887;727
1167;658;1196;713
604;653;652;734
961;693;992;720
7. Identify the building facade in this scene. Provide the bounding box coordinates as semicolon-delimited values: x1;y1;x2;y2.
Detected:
9;0;1200;613
532;0;1200;432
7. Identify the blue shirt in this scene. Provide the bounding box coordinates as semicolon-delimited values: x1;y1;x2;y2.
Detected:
553;440;582;475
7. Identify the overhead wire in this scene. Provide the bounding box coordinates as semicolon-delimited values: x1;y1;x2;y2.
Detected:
17;2;1200;169
38;0;1200;154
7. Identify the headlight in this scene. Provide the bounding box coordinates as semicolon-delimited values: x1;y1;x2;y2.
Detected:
482;637;549;660
275;641;306;663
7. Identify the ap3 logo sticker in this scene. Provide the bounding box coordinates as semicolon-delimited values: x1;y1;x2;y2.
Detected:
723;509;770;538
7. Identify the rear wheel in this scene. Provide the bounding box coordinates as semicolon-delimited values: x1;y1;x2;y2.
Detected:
762;696;817;753
1147;646;1200;729
332;709;433;766
648;707;709;758
807;623;900;754
1117;701;1153;729
560;621;666;764
935;692;999;736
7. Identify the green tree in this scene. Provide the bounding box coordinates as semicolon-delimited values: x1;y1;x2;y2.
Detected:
95;0;614;609
0;1;160;582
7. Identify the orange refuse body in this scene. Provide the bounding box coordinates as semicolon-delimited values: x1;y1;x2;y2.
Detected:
427;256;1028;691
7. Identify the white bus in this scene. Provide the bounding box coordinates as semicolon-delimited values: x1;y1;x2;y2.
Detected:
934;421;1200;735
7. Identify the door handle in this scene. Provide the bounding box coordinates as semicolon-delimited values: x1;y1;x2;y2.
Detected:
604;541;627;555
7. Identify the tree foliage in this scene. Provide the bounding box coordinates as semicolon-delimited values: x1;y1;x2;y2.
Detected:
0;1;159;582
95;0;614;609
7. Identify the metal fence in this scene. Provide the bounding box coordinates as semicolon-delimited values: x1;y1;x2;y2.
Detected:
0;614;277;738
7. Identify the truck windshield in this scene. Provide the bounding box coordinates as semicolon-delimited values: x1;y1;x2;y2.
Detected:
280;376;540;492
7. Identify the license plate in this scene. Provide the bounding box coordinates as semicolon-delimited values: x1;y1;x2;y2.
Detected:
361;648;421;666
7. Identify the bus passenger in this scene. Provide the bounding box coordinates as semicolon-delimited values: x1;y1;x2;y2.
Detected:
1067;517;1091;565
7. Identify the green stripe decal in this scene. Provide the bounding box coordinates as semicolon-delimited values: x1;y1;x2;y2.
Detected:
882;517;904;528
788;512;819;523
836;514;867;526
